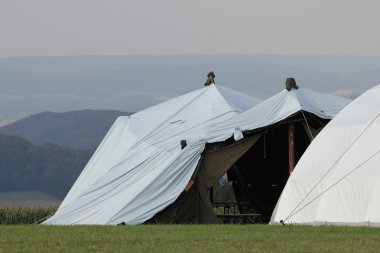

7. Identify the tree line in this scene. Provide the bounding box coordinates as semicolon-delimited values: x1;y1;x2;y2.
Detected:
0;134;93;199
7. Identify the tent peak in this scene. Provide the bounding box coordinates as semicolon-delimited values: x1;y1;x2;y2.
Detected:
204;71;216;86
285;77;299;91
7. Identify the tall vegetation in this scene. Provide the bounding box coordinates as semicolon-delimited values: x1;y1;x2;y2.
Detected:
0;206;57;224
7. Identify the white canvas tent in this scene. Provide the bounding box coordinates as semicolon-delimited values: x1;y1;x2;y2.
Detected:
208;85;351;141
44;84;260;225
205;83;352;220
271;84;380;226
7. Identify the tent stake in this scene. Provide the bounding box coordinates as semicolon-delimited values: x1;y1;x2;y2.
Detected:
288;123;295;174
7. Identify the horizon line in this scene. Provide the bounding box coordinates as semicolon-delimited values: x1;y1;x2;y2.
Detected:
1;53;380;59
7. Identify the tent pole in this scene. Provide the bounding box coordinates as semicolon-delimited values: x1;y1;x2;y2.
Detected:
288;123;295;174
209;187;214;203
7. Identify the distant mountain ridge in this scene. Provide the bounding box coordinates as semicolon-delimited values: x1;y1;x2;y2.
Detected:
0;110;132;149
1;54;380;119
0;134;92;199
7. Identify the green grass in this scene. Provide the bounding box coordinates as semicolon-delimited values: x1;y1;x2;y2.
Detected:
0;225;379;253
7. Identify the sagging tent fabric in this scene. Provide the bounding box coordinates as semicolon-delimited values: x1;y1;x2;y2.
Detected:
205;86;352;220
208;87;352;138
146;135;261;224
271;84;380;226
43;84;260;225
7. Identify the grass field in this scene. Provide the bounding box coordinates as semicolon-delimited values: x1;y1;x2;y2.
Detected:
1;225;379;253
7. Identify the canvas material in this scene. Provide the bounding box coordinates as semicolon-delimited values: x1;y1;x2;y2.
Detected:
44;84;260;225
271;84;380;226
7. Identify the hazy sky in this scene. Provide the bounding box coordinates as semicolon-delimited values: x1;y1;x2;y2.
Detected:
1;0;380;57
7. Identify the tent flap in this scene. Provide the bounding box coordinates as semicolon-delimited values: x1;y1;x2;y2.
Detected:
201;135;263;189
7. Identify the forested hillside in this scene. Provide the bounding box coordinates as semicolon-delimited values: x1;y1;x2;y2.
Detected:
0;110;132;149
0;134;93;199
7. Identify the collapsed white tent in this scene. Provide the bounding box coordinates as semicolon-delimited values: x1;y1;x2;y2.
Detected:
44;84;260;225
271;84;380;226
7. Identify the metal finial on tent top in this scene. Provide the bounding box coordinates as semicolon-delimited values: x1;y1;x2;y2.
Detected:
204;71;215;86
285;77;299;91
